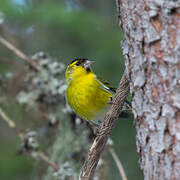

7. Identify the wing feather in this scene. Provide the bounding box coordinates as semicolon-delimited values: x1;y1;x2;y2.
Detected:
97;76;116;94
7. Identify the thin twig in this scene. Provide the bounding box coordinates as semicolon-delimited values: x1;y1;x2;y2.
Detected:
0;106;58;171
0;107;16;128
0;36;39;71
109;148;128;180
38;152;59;171
79;73;129;180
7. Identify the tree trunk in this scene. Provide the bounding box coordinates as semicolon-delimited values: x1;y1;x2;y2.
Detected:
116;0;180;179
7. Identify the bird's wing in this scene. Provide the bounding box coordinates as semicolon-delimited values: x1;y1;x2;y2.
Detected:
97;76;132;113
97;76;116;94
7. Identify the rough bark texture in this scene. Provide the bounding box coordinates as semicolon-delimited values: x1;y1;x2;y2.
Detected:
117;0;180;179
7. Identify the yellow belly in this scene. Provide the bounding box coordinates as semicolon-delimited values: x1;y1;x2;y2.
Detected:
66;74;112;121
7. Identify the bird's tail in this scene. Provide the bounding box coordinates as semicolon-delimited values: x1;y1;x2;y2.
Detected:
123;99;132;111
119;99;132;119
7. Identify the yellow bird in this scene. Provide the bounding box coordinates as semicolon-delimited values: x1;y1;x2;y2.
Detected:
65;58;128;125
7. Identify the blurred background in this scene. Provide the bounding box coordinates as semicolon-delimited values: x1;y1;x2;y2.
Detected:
0;0;142;179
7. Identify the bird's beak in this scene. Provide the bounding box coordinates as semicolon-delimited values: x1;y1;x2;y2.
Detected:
84;60;94;69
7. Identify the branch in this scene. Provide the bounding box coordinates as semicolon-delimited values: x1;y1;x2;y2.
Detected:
79;73;130;179
0;36;39;71
109;148;128;180
0;106;58;172
38;152;59;171
0;107;16;128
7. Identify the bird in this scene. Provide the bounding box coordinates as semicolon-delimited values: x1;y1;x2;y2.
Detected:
65;58;130;125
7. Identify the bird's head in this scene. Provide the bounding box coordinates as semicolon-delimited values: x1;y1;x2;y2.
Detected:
65;58;94;84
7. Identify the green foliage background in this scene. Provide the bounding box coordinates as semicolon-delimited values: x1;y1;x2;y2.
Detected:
0;0;142;179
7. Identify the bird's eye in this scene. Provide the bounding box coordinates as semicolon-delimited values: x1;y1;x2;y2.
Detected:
76;61;81;66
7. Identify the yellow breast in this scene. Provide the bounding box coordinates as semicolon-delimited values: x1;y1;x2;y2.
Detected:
66;72;112;121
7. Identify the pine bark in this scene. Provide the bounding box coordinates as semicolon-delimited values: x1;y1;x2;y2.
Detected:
116;0;180;179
